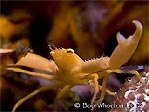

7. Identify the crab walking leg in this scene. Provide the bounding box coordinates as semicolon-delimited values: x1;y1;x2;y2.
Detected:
12;82;64;112
83;73;114;103
91;71;116;101
91;73;110;110
90;73;115;103
54;85;73;111
109;20;143;68
91;74;99;103
7;67;55;80
128;70;142;80
98;85;115;96
106;69;143;81
96;73;110;104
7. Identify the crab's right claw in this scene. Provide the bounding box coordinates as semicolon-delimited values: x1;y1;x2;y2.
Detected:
109;20;143;68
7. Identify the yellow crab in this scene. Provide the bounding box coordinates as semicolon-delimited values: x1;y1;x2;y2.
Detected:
7;20;143;112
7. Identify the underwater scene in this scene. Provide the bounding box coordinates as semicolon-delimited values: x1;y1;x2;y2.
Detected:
0;1;149;112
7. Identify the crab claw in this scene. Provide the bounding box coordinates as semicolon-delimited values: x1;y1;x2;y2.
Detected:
109;20;143;68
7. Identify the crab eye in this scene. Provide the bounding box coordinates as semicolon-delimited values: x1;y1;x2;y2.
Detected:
66;48;74;53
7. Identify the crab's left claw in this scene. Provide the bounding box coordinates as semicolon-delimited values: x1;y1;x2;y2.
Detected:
109;20;143;68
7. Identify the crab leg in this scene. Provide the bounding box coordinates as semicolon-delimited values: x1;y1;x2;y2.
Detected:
106;69;143;81
90;74;99;103
90;73;115;104
91;72;110;110
96;73;110;104
54;85;73;111
12;82;64;112
7;67;55;80
109;20;143;68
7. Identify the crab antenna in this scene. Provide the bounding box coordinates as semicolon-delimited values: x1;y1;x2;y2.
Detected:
48;43;56;50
